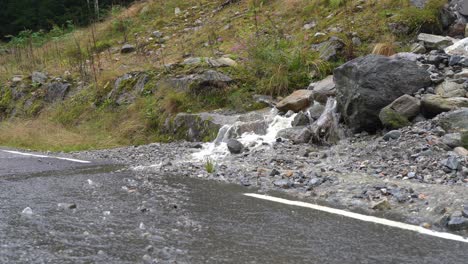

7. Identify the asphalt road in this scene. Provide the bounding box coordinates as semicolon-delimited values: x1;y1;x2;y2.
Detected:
0;149;468;263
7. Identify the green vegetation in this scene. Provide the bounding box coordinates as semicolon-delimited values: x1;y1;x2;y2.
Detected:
0;0;450;151
205;158;215;173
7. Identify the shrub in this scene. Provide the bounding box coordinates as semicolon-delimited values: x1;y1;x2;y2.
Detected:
245;37;327;96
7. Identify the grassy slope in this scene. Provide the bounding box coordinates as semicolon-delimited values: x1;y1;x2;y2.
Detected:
0;0;446;151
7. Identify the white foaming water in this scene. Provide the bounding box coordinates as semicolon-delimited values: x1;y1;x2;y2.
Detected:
192;109;296;161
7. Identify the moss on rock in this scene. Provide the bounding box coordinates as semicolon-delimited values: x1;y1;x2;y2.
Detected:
379;107;411;129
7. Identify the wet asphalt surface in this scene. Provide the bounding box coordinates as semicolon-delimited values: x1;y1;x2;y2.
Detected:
1;149;468;263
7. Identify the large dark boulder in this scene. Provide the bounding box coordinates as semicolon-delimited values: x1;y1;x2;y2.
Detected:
334;55;431;132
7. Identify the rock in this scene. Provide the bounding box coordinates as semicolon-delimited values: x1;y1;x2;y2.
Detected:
453;69;468;79
276;90;314;113
435;81;466;98
383;130;402;141
441;133;462;148
227;139;244;154
379;95;420;129
442;156;460;171
277;127;312;144
270;169;280;176
334;55;431;132
463;205;468;218
379;107;411;129
445;37;468;56
21;207;33;215
291;111;309;127
172;112;238;142
31;71;47;84
152;31;163;38
107;72;149;105
182;57;202;65
417;33;454;50
447;216;468;231
306;102;325;120
410;43;426;54
164;70;233;94
459;0;468;16
208;57;237;67
311;37;344;61
273;179;291;189
454;147;468;156
308;75;336;104
371;198;391;210
436;108;468;133
121;44;136;54
44;82;70;103
174;7;181;15
449;22;467;37
57;203;77;209
410;0;428;8
421;95;468;117
12;76;22;83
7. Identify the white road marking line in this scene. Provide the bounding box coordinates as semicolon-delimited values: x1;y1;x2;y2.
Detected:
244;193;468;244
1;150;91;164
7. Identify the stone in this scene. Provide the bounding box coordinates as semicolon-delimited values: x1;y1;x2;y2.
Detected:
444;37;468;56
172;112;238;142
277;127;312;144
447;216;468;231
379;95;420;128
276;90;314;113
31;71;47;84
421;95;468;117
441;133;462;148
182;57;202;65
227;139;244;154
273;179;291;189
435;81;466;98
307;102;325;120
12;76;22;83
417;33;454;50
208;57;237;67
453;69;468;79
21;207;33;215
379;107;411;129
311;37;344;61
383;130;402;141
44;82;70;103
449;55;462;66
152;31;163;38
291;112;310;127
448;22;467;37
459;0;468;16
270;169;280;176
107;72;149;105
57;203;77;209
463;205;468;218
410;43;426;54
454;147;468;156
334;55;431;132
121;44;136;54
436;108;468;133
410;0;428;8
308;75;336;104
371;198;391;210
442;156;460;171
164;70;233;94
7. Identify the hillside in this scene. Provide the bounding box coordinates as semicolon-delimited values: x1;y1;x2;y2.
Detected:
0;0;451;150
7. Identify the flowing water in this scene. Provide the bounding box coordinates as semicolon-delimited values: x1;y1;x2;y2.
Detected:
192;109;296;161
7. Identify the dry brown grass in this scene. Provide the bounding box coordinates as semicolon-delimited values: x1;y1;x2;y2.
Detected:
372;43;396;56
0;119;120;151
